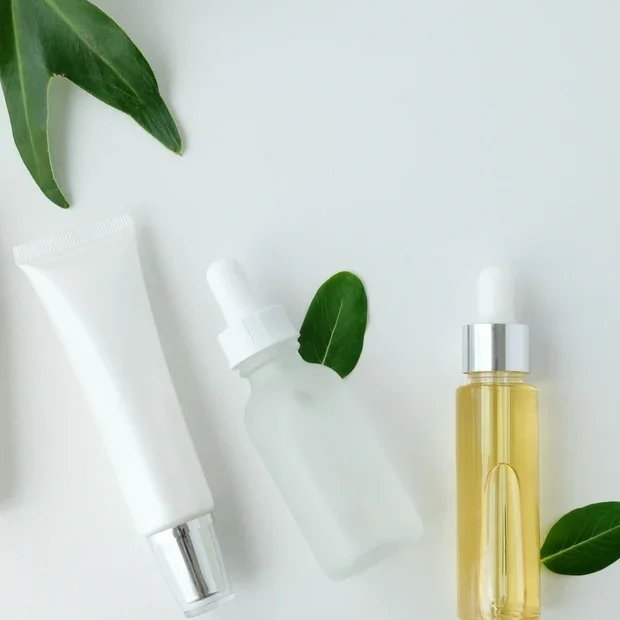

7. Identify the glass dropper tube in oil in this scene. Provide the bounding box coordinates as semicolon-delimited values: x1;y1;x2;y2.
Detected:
457;372;539;620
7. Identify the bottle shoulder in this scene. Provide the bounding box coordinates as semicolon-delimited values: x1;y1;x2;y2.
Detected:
252;359;340;387
456;382;538;413
246;360;343;409
457;381;538;394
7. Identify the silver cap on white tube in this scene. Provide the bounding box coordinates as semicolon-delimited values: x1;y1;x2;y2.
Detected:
148;514;232;617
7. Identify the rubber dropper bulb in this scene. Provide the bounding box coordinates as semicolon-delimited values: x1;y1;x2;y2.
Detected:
477;266;517;324
207;259;263;326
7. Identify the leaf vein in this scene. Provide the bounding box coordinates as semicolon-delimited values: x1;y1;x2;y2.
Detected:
9;0;41;176
542;522;620;564
321;299;344;365
41;0;143;103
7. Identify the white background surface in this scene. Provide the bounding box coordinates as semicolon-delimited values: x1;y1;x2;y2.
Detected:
0;1;617;618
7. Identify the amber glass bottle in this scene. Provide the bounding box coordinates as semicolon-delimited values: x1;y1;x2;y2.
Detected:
457;267;540;620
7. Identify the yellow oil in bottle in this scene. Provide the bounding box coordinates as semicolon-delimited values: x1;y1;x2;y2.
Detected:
457;372;540;620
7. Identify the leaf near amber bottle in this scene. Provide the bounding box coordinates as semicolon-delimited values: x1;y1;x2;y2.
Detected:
0;0;181;207
541;501;620;575
299;272;368;378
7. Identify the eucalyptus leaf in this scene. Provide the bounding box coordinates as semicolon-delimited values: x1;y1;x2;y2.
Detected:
0;0;181;207
299;271;368;378
541;501;620;575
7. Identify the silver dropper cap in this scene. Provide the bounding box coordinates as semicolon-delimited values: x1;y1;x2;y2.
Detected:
148;514;232;617
462;267;530;374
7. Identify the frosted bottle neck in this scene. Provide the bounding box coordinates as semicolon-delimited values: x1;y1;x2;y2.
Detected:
467;371;526;385
238;339;302;383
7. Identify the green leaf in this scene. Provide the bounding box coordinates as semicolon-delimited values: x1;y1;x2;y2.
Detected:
299;271;368;378
541;501;620;575
0;0;181;207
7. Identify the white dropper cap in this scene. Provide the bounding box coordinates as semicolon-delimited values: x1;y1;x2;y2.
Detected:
462;266;529;373
207;259;299;369
477;266;517;324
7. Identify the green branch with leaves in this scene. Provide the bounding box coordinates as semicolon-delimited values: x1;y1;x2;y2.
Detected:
0;0;180;208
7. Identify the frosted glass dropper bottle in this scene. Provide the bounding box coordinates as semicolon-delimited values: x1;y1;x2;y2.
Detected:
207;259;423;579
456;267;540;620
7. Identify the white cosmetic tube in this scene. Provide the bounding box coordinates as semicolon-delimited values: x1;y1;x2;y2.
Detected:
14;215;231;617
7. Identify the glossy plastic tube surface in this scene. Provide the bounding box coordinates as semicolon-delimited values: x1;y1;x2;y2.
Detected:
14;215;214;535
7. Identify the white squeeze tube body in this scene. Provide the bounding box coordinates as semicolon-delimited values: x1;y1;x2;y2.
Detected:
14;215;231;618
